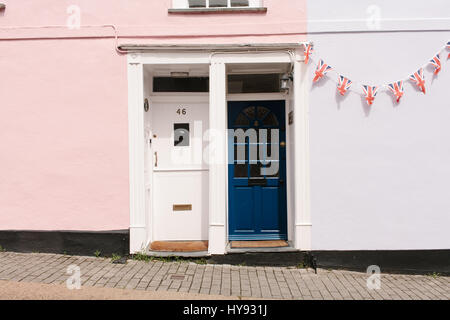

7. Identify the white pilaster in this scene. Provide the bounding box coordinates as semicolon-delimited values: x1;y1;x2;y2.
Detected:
293;49;312;250
127;56;147;253
208;61;227;254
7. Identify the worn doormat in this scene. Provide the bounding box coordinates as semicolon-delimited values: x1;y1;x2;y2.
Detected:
149;241;208;252
230;240;289;248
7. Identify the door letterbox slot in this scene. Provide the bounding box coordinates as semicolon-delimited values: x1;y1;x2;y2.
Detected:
173;204;192;211
248;178;267;186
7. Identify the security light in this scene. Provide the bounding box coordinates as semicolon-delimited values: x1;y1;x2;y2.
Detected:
280;73;292;93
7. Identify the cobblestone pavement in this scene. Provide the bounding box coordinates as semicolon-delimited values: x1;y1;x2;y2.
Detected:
0;252;448;300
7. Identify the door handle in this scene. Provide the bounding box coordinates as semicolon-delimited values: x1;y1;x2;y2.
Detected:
154;151;158;167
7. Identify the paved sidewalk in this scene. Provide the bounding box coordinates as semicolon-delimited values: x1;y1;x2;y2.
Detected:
0;252;448;300
0;280;249;300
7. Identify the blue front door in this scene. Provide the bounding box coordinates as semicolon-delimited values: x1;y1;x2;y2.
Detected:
228;100;287;240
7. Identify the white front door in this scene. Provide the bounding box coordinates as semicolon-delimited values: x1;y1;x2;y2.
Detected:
150;97;209;241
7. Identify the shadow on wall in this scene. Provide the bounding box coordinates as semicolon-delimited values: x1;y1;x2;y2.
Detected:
334;89;346;110
311;75;374;117
358;94;372;117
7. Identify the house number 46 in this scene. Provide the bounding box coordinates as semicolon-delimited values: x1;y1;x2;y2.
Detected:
176;108;187;115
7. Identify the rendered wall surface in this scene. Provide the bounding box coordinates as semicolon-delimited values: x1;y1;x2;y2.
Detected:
0;0;307;231
307;0;450;250
0;39;129;230
2;0;448;251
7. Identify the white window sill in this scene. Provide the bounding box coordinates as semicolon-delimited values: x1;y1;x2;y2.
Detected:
168;7;267;14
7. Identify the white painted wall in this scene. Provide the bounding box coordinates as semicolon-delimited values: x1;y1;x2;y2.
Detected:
307;0;450;250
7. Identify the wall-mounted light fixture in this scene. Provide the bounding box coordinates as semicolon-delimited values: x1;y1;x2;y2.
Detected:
144;98;149;112
280;73;293;93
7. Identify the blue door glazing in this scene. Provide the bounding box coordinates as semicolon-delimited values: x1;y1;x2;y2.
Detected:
228;100;287;240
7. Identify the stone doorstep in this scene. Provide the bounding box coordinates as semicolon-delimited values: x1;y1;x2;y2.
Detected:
230;240;289;249
149;241;208;252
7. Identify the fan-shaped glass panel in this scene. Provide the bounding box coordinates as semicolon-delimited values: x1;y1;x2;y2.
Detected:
257;106;270;120
235;113;250;126
263;113;279;126
242;106;255;120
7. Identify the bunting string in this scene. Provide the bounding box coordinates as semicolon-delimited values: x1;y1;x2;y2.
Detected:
304;41;450;105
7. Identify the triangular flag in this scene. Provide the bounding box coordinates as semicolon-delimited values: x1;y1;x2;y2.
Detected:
446;41;450;59
429;53;442;75
313;59;332;82
303;43;313;64
362;85;379;106
387;81;404;103
337;75;352;96
409;68;426;94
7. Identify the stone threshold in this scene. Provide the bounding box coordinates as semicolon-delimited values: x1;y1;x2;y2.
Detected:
149;240;209;252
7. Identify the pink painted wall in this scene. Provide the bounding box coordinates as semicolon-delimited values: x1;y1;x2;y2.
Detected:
0;1;307;43
0;1;307;230
0;39;129;230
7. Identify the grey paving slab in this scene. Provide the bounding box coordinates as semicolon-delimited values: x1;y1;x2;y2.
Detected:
0;252;449;300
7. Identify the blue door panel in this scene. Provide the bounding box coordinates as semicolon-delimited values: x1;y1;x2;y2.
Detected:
232;186;254;232
228;100;287;241
261;186;280;232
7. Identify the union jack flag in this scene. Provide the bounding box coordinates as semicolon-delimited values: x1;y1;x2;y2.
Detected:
361;85;378;106
429;53;441;75
337;75;352;96
447;41;450;59
388;81;404;103
313;59;332;82
303;43;313;64
409;68;426;94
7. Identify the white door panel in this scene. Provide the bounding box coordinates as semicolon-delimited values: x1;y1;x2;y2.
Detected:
150;100;209;241
153;171;209;240
152;102;209;170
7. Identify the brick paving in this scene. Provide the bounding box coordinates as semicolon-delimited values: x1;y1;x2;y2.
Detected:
0;252;448;300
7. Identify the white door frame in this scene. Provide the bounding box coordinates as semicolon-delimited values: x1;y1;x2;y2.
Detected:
292;49;312;251
127;49;311;254
128;57;147;253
